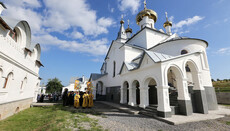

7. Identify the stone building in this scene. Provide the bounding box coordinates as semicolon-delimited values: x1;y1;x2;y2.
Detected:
90;2;218;118
0;2;43;120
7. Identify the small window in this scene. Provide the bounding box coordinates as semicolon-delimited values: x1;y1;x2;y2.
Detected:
3;73;13;89
181;50;188;55
185;65;191;72
113;61;116;77
9;29;17;42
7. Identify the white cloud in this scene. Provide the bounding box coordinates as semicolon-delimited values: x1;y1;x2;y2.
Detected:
117;0;141;14
71;31;84;39
43;0;114;36
217;47;230;55
172;16;204;34
108;4;115;13
2;0;113;56
173;16;204;29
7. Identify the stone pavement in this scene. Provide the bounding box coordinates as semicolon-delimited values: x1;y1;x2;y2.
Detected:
89;102;230;131
97;101;230;125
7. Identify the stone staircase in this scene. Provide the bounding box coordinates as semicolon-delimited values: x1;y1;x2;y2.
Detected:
139;92;179;117
139;104;158;117
169;92;178;106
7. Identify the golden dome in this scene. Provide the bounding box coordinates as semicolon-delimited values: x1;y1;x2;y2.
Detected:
163;20;172;28
120;20;124;24
125;27;132;33
136;9;158;25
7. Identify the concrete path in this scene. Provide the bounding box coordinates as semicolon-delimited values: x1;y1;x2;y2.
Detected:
164;105;230;125
97;101;230;125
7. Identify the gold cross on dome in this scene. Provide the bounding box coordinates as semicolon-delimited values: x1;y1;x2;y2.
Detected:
127;19;130;26
165;12;168;21
121;14;124;20
144;0;146;9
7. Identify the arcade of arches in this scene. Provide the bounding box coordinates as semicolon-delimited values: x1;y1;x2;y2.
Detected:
119;60;216;118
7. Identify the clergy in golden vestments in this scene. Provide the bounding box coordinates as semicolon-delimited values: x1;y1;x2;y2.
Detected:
88;91;94;108
74;92;80;108
82;92;89;108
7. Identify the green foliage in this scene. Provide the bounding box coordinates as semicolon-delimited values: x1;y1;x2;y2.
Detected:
46;77;63;94
213;79;230;92
0;105;104;131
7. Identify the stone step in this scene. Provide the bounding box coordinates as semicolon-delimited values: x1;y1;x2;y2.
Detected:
143;108;157;113
139;111;157;117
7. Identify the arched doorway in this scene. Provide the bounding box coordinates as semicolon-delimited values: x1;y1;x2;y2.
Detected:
97;81;103;95
148;79;157;105
167;68;179;106
132;80;140;105
184;61;207;113
167;65;193;115
122;81;129;104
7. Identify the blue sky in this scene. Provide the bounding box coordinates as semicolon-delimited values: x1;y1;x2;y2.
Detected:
2;0;230;86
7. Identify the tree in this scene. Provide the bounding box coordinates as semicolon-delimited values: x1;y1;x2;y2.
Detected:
46;78;63;94
211;79;215;82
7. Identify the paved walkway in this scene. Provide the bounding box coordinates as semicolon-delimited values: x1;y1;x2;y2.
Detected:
98;101;230;125
89;102;230;131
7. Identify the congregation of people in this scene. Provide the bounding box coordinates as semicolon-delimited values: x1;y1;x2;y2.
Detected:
62;89;94;108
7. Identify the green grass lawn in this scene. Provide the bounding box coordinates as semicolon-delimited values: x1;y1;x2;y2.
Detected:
0;105;104;131
213;81;230;92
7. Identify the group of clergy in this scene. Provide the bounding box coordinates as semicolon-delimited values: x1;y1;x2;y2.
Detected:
62;88;94;108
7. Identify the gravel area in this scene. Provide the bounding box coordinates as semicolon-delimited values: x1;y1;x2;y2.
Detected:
88;102;230;131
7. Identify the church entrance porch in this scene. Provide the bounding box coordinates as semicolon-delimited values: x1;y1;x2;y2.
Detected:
185;61;208;114
167;66;192;116
128;80;140;106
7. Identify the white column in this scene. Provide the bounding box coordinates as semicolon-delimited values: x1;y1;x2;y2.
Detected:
176;78;190;101
128;87;136;106
156;86;171;112
192;71;204;90
139;87;149;108
120;87;126;104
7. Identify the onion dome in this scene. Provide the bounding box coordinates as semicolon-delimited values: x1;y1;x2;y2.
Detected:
125;27;132;33
125;19;132;33
163;20;172;28
120;19;124;24
136;1;157;25
163;12;172;28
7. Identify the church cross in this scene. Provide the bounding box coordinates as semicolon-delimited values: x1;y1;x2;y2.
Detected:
165;12;168;21
127;19;130;27
144;0;147;9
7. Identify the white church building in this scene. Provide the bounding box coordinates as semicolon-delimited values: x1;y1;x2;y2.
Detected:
90;2;218;118
62;76;89;93
0;2;42;120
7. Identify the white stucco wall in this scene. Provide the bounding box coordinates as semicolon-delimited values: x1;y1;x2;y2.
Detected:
0;20;41;105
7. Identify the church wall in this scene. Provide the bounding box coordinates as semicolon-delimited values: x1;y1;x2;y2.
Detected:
0;18;41;120
150;40;207;57
146;29;168;49
0;97;33;120
123;46;143;62
127;30;147;48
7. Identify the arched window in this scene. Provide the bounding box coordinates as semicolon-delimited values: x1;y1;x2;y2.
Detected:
181;50;188;55
20;77;27;90
9;29;17;42
113;61;116;77
185;65;191;72
3;73;13;89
